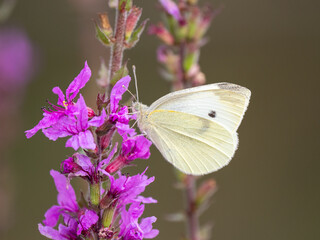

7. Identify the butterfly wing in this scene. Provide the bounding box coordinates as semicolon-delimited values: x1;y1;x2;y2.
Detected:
148;82;251;133
144;109;238;175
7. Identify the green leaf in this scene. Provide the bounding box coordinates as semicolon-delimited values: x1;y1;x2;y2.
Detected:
126;19;148;48
95;21;111;46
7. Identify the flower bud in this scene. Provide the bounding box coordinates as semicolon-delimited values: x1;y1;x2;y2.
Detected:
105;155;127;173
196;179;217;206
149;23;174;45
102;203;116;228
90;183;100;206
99;13;113;37
125;6;142;40
60;157;82;174
87;107;96;118
100;125;117;150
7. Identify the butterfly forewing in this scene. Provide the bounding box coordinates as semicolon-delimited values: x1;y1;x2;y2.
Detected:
145;110;237;175
148;83;251;133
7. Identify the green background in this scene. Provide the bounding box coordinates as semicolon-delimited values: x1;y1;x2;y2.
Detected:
1;0;319;239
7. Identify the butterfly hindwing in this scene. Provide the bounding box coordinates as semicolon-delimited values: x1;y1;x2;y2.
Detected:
145;109;238;175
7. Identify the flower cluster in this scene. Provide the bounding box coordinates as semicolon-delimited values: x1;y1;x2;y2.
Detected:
149;0;221;89
26;62;158;239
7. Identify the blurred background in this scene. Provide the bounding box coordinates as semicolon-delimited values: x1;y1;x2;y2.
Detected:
0;0;319;239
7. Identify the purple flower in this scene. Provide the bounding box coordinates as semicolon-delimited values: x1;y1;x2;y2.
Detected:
119;202;159;240
108;75;139;138
39;170;98;239
77;209;99;235
61;144;118;181
53;61;91;108
25;62;91;139
38;218;78;240
101;169;156;207
110;75;131;113
42;95;106;150
109;75;132;124
159;0;184;24
105;134;152;173
122;135;152;160
0;28;34;90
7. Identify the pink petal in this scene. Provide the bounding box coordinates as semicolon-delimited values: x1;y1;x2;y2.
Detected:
52;86;66;106
89;108;107;127
110;75;131;113
66;61;91;102
43;205;63;227
65;135;80;150
79;130;96;150
38;224;65;240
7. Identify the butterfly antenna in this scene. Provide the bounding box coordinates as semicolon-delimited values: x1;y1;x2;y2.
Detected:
132;65;139;102
122;85;137;101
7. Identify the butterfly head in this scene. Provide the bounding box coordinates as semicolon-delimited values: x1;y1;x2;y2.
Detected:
131;101;149;132
132;101;148;115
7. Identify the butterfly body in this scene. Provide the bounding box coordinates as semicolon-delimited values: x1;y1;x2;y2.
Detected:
133;82;251;175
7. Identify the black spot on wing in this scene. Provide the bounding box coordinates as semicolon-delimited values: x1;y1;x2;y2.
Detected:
208;110;216;118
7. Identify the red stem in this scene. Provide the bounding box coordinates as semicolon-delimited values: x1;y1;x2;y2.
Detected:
185;175;200;240
108;4;127;95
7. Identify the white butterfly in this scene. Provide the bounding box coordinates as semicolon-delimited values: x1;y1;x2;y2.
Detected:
132;83;251;175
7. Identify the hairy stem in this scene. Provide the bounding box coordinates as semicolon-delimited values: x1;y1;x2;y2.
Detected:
178;40;200;240
108;4;127;95
185;175;200;240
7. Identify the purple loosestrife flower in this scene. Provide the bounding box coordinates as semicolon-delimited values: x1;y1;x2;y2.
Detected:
108;74;140;138
119;202;159;240
39;170;98;239
109;75;132;125
38;217;78;240
42;94;107;150
100;168;156;208
61;144;118;181
159;0;184;24
25;61;91;139
106;134;152;173
121;135;152;161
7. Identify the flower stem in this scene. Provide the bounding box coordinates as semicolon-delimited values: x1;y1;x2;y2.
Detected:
108;4;127;94
177;31;200;240
185;175;200;240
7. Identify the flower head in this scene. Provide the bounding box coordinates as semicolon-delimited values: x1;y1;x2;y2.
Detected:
105;134;152;173
122;135;152;160
25;62;91;139
119;202;159;240
61;144;118;182
110;75;131;114
109;75;132;124
42;94;106;150
101;169;156;208
39;170;98;239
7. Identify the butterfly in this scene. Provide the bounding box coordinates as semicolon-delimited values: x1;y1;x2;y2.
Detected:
132;82;251;175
